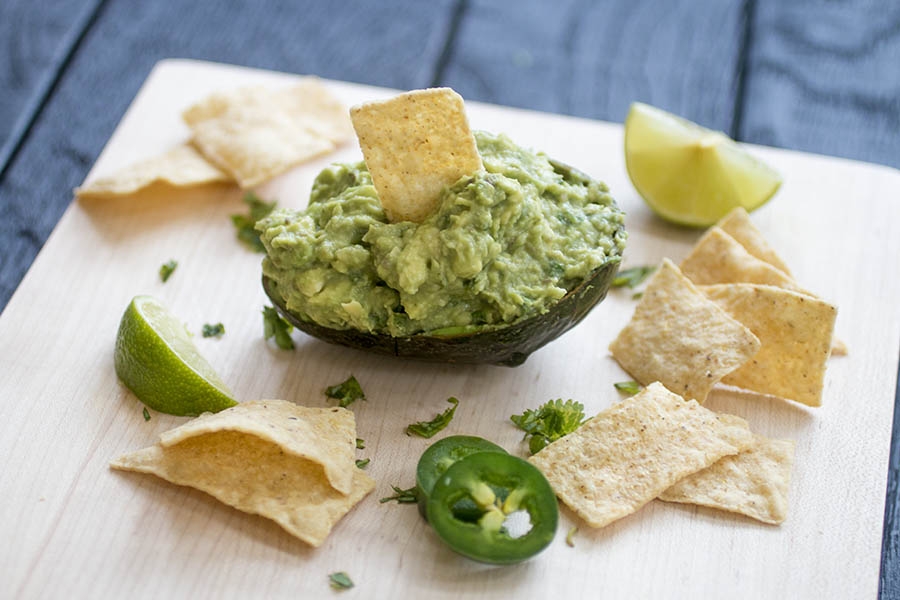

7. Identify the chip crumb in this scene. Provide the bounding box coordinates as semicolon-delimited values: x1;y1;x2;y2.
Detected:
830;338;849;357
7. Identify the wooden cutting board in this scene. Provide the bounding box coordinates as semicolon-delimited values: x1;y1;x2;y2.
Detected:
2;59;899;599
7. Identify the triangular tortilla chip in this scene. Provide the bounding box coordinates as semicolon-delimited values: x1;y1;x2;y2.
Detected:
111;400;373;547
680;227;807;294
74;144;230;199
702;284;837;406
716;207;791;275
659;434;795;525
159;400;358;494
609;259;760;402
711;211;846;357
184;79;353;188
530;382;754;529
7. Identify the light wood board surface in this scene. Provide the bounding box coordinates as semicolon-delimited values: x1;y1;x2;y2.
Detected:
2;59;899;599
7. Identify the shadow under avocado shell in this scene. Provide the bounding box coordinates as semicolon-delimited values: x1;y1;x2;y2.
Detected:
262;257;620;367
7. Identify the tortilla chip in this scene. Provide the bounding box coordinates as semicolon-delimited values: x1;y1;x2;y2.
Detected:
609;259;760;403
349;87;483;223
701;284;837;406
530;382;754;529
74;144;230;199
110;400;373;547
159;400;358;494
680;227;807;294
716;207;791;275
184;79;353;188
659;434;795;525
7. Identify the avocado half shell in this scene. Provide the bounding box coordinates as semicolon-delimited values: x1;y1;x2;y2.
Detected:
262;258;619;367
261;158;624;367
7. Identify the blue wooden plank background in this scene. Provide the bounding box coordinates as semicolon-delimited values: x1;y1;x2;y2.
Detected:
1;0;898;595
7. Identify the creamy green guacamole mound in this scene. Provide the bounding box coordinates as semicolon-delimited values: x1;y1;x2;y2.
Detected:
258;131;626;337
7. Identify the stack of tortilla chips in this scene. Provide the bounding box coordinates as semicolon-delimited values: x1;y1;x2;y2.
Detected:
532;208;836;528
76;78;353;199
531;382;794;527
111;400;374;547
611;206;838;408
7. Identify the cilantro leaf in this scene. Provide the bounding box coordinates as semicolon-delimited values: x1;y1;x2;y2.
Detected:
379;485;418;504
142;407;151;422
406;397;459;438
262;306;294;350
325;375;366;408
355;458;370;469
614;381;642;395
328;572;354;590
159;260;178;282
612;265;656;289
202;323;225;338
356;438;365;449
231;192;276;252
510;398;586;454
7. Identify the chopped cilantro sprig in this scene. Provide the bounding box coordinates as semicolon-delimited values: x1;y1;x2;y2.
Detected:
262;305;294;350
612;265;656;289
202;323;225;338
614;381;642;395
379;485;418;504
328;571;354;590
231;192;276;252
510;398;586;454
159;260;178;282
406;397;459;438
325;375;366;408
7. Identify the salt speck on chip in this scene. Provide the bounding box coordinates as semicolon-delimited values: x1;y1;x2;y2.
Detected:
349;87;483;223
529;382;755;529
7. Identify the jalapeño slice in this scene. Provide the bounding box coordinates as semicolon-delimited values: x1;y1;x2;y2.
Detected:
426;452;558;564
415;435;507;518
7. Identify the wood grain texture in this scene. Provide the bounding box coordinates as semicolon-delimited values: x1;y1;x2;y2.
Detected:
437;0;746;132
740;0;900;169
1;59;898;599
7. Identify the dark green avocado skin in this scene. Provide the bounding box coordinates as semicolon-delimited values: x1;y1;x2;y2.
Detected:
262;257;620;367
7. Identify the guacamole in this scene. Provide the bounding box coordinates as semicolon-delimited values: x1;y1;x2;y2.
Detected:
258;131;626;337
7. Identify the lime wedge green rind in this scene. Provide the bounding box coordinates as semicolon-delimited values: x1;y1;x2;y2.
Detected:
624;102;782;227
114;295;237;417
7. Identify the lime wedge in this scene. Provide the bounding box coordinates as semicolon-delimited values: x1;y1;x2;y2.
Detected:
624;102;782;227
114;295;237;416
